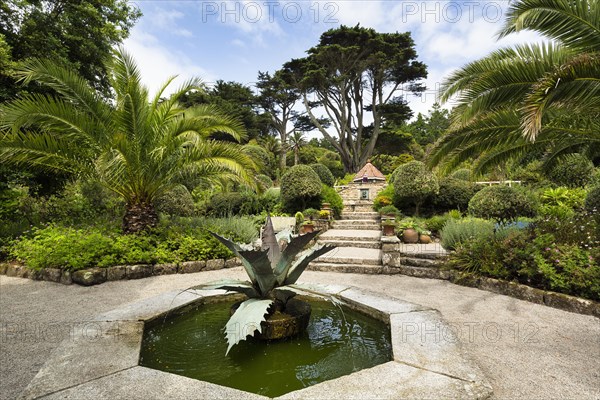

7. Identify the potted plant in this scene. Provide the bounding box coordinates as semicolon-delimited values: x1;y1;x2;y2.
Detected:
294;211;304;234
319;209;331;220
397;218;419;243
379;205;400;219
381;219;396;236
301;220;315;234
418;228;432;244
196;215;335;354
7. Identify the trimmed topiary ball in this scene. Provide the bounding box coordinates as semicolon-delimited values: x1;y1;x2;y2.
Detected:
434;177;481;212
310;163;335;187
548;154;595;188
468;185;536;222
392;161;438;216
280;165;322;212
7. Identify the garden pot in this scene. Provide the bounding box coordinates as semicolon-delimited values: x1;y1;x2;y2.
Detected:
419;234;432;244
231;298;311;340
302;223;314;234
402;228;419;243
383;224;396;236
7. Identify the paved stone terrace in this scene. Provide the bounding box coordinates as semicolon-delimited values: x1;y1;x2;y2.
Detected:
1;270;599;400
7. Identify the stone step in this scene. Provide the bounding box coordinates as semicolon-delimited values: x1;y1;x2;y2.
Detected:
332;224;380;231
334;219;379;226
319;239;381;249
315;255;381;266
384;265;453;280
341;212;379;220
308;263;384;274
318;229;381;242
396;243;449;260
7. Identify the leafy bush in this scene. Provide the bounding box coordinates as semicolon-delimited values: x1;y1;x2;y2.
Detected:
243;145;273;174
440;217;495;250
256;174;273;191
317;151;345;178
280;165;322;213
336;173;355;185
261;187;281;213
448;229;600;300
450;169;471;181
548;154;595;188
9;217;260;270
205;191;265;217
468;185;536;222
379;205;400;216
585;185;600;212
302;208;320;220
294;212;304;226
320;184;343;217
156;186;196;217
539;187;587;219
424;213;461;234
392;161;438;215
373;185;394;210
310;163;335;187
372;153;414;175
434;177;481;212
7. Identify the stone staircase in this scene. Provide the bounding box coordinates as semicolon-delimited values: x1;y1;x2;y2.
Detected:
310;209;383;272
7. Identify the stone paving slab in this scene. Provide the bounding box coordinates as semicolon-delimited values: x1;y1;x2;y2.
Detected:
277;361;491;400
316;247;382;266
319;229;381;240
390;310;489;384
339;287;430;322
40;366;269;400
19;321;143;400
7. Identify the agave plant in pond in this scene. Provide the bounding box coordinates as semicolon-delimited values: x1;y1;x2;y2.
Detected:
194;215;335;354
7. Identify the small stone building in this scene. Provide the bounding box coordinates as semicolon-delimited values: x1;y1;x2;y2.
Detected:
337;161;387;212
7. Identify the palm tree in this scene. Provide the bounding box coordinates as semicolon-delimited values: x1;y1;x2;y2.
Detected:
0;49;256;233
288;130;306;165
430;0;600;174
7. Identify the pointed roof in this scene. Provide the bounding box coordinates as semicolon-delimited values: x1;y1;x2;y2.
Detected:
353;160;386;182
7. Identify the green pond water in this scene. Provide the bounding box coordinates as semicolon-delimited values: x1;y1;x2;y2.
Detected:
140;299;392;397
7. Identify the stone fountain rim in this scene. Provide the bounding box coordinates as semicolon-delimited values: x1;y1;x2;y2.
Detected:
18;283;493;400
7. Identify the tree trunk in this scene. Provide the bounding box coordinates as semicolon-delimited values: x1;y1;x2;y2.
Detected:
294;149;299;165
280;148;287;174
123;201;159;234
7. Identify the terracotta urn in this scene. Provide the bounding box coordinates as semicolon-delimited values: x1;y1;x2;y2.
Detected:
383;224;396;236
402;228;419;243
419;234;432;244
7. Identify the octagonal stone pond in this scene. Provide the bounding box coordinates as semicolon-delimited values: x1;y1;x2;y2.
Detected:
19;284;493;400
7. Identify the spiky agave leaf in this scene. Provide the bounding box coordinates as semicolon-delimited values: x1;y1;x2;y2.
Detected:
190;279;260;298
225;298;272;355
210;232;257;285
237;249;278;297
261;214;281;265
283;244;335;285
273;229;322;285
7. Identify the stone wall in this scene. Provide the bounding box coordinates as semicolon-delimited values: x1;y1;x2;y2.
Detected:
0;257;242;286
337;182;387;212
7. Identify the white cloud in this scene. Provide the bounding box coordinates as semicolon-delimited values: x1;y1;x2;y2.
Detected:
123;27;215;97
146;7;194;38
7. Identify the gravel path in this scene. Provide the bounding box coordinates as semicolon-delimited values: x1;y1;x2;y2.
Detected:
1;270;599;400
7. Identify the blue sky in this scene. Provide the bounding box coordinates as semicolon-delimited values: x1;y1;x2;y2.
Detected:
125;1;540;119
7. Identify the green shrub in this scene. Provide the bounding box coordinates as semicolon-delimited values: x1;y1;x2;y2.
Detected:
392;161;438;215
317;151;345;178
538;187;586;219
379;205;401;216
434;177;480;212
280;165;322;213
547;154;595;188
424;214;450;233
243;145;273;174
156;186;196;217
206;191;264;216
294;212;304;226
336;173;355;185
256;174;273;191
303;208;320;220
448;229;600;300
468;185;536;222
373;185;394;210
310;163;335;187
450;169;471;181
440;218;495;250
585;185;600;212
261;187;281;213
320;184;343;217
372;154;414;175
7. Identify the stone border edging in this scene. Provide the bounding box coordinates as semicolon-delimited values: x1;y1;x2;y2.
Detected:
381;261;600;319
0;257;242;286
